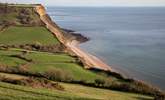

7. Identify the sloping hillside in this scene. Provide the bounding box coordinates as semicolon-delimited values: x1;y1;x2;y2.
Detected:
0;3;164;100
0;80;153;100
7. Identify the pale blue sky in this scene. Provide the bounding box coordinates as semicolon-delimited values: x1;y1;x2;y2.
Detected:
1;0;165;7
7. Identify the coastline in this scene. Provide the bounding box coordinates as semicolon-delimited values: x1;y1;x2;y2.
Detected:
62;28;90;43
0;3;164;99
35;5;112;71
35;5;164;94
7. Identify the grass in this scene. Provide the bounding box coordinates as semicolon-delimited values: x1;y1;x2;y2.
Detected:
0;26;59;45
7;4;35;7
0;72;27;80
0;81;95;100
0;13;18;23
0;79;154;100
30;63;105;81
0;49;161;97
25;51;76;63
0;49;110;82
0;72;154;100
61;83;154;100
0;50;27;66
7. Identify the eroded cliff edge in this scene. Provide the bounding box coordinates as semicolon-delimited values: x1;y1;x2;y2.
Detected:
35;4;111;71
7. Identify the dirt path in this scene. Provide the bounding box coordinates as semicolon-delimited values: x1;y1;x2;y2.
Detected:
35;5;111;71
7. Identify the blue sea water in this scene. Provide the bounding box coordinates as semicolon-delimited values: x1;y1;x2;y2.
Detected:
47;7;165;90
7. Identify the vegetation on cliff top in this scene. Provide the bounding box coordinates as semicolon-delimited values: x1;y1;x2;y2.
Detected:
0;3;42;26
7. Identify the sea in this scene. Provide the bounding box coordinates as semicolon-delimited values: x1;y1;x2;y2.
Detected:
47;7;165;90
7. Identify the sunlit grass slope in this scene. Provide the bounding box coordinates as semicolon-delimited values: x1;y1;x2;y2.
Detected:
0;81;153;100
0;49;107;82
0;26;59;45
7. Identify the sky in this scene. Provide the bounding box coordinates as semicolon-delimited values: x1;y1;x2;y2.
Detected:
1;0;165;7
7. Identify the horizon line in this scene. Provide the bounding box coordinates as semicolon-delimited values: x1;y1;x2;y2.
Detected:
46;5;165;7
1;2;165;7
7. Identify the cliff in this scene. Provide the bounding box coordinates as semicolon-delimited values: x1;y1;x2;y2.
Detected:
35;4;111;71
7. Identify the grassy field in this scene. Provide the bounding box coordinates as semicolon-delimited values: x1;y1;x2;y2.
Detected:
61;83;154;100
0;79;153;100
0;26;59;45
0;49;27;66
0;81;94;100
0;72;154;100
0;49;109;82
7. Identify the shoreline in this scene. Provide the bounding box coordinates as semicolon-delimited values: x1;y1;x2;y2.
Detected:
62;28;90;43
0;3;164;99
35;5;112;71
35;5;164;93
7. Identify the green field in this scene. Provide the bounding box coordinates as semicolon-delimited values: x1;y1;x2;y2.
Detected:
0;26;59;45
0;26;109;82
0;81;94;100
0;79;153;100
61;83;154;100
0;49;109;82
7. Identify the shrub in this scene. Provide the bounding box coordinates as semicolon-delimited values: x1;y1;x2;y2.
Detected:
6;44;65;53
95;79;105;86
0;75;64;90
23;77;65;90
44;68;73;82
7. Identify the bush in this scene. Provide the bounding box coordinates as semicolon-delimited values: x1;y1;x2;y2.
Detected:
95;79;105;86
44;68;73;82
0;75;64;90
23;77;65;90
2;44;65;53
